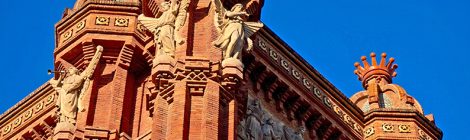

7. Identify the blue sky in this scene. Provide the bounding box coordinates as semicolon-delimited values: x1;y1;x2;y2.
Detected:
0;0;468;139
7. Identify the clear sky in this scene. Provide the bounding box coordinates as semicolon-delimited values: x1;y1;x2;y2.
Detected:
0;0;468;139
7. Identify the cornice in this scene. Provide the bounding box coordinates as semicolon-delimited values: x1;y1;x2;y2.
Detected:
257;26;364;119
0;79;53;126
364;108;443;139
55;0;141;33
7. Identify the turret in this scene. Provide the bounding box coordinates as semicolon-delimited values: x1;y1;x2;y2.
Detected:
350;52;442;140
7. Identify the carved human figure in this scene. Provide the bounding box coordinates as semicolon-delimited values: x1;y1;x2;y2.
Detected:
262;117;281;140
212;1;264;60
237;119;248;140
138;0;189;58
246;99;264;140
49;46;103;126
283;126;304;140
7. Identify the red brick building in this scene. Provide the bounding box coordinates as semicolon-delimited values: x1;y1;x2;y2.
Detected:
0;0;442;139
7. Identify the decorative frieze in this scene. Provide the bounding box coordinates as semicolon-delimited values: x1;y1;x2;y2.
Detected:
114;18;129;27
1;92;56;136
35;102;44;113
45;94;54;105
2;124;11;136
23;109;33;120
256;39;363;134
364;127;374;138
382;123;394;132
61;16;133;43
12;117;21;128
238;97;304;140
398;124;411;133
418;129;433;140
95;16;110;25
62;30;73;41
76;20;86;32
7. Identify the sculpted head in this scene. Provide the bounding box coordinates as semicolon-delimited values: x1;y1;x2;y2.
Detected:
67;67;79;75
231;3;244;12
161;1;171;11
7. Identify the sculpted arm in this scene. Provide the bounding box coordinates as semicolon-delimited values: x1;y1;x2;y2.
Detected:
225;11;249;18
68;77;86;91
55;73;65;87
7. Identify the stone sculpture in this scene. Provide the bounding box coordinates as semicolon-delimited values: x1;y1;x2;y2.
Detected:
212;0;264;61
138;0;189;58
49;46;103;131
238;98;304;140
262;116;280;140
246;99;264;140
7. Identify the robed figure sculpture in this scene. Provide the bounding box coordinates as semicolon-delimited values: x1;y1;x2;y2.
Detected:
49;46;103;131
137;0;189;58
212;0;264;61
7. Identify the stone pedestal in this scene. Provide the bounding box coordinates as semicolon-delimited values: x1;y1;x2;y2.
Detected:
221;58;244;90
53;122;76;140
152;55;177;80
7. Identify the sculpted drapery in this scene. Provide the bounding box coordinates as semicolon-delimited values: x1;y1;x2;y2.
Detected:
238;98;305;140
212;0;264;60
138;0;189;58
49;46;103;125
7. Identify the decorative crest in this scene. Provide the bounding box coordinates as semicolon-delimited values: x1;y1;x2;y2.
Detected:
354;52;398;87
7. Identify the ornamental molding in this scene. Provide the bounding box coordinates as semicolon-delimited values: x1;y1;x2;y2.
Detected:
95;16;110;25
382;123;394;132
418;129;433;140
0;83;56;137
398;124;411;133
364;127;374;138
114;18;129;27
255;38;363;134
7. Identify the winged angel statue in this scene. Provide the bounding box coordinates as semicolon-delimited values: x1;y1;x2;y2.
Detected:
138;0;190;58
49;46;103;126
212;0;264;60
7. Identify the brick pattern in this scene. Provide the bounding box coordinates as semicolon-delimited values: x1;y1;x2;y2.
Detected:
0;0;442;140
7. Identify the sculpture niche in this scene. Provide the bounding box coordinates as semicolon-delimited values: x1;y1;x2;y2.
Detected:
212;0;264;62
138;0;189;59
49;46;103;132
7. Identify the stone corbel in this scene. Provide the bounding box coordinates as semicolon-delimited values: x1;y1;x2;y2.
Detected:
221;58;244;91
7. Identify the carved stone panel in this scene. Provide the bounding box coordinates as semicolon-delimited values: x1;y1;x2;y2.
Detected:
238;97;304;140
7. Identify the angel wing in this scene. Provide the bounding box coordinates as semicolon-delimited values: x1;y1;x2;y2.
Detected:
243;22;263;51
212;0;228;32
175;0;190;31
80;45;103;79
243;22;264;37
78;45;103;112
138;14;163;34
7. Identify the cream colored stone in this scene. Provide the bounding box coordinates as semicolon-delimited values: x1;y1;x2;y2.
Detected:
138;0;189;58
49;46;103;128
212;0;264;61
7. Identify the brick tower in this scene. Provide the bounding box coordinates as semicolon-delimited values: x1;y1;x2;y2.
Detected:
0;0;443;140
53;0;265;139
350;53;442;139
53;0;147;139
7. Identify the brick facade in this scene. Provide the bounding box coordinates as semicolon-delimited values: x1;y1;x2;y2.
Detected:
0;0;442;140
